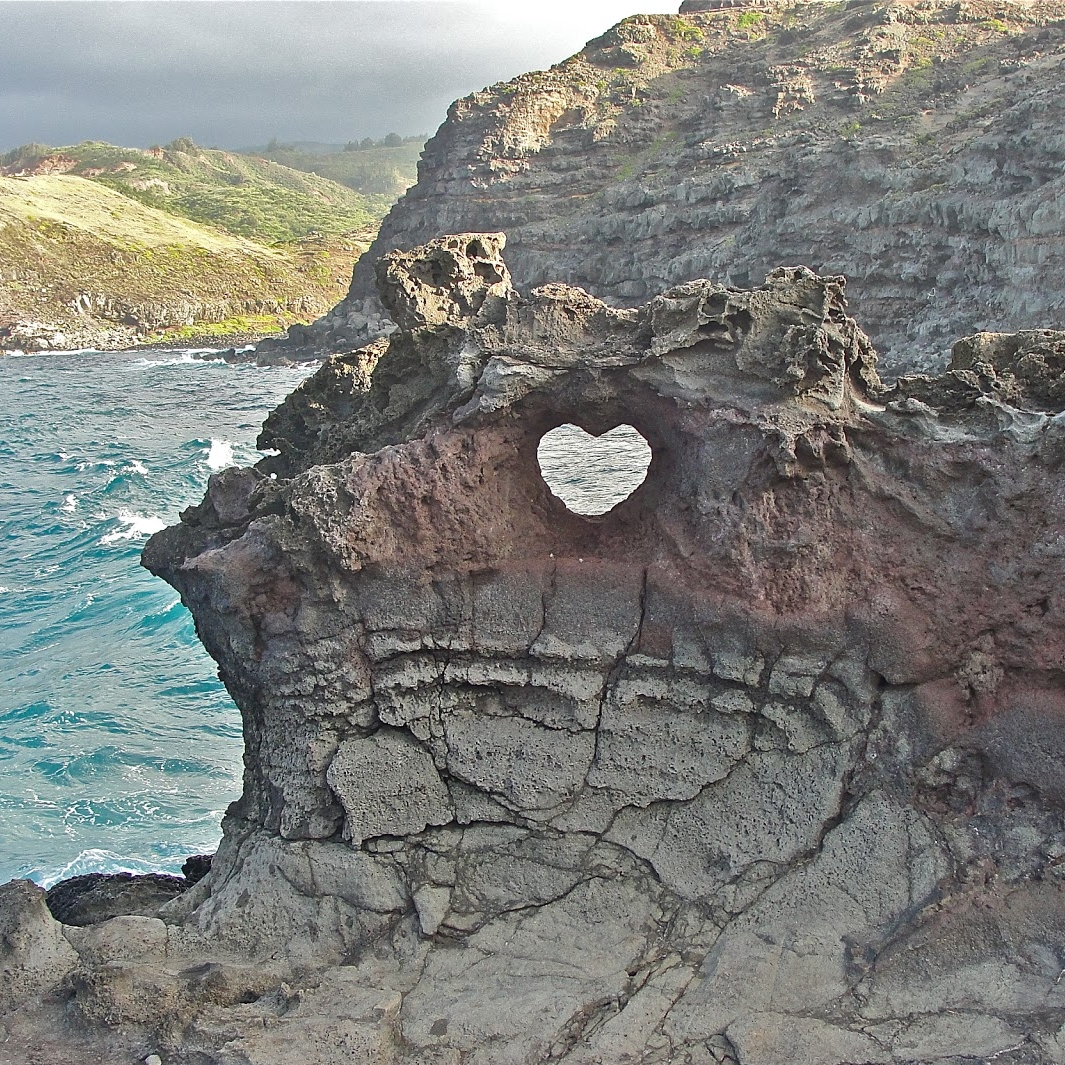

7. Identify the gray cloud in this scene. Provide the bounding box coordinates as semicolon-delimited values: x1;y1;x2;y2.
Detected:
0;1;677;151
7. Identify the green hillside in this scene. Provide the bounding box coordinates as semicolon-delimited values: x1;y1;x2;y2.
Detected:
0;168;377;351
242;139;424;200
0;138;388;243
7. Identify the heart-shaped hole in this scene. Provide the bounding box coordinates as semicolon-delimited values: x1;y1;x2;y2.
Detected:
536;424;652;516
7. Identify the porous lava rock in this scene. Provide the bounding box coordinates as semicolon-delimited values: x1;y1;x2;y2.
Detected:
0;881;78;1015
270;0;1065;376
45;872;192;927
5;233;1065;1063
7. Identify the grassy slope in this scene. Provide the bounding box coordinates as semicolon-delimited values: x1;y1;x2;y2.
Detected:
0;173;373;345
0;173;277;253
244;142;423;200
1;141;390;243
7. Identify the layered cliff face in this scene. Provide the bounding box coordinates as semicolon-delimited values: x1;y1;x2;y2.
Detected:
276;0;1065;376
5;235;1065;1061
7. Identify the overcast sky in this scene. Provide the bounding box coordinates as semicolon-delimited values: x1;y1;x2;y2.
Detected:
0;1;680;151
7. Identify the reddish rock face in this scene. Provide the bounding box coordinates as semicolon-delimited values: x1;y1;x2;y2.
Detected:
139;234;1065;1062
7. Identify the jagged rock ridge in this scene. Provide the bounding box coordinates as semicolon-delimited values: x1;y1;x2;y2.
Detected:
4;234;1065;1062
269;0;1065;376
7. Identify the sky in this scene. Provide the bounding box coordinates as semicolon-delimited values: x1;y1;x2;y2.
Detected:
0;1;680;152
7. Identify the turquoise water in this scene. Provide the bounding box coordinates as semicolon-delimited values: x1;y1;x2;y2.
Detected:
0;348;652;888
0;349;312;886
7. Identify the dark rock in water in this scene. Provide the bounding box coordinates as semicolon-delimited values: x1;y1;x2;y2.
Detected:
181;853;213;885
220;347;258;365
45;871;188;927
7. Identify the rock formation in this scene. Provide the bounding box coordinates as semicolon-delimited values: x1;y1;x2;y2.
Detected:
4;233;1065;1062
267;0;1065;375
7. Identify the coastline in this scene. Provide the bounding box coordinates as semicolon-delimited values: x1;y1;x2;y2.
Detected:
0;326;321;365
0;320;291;357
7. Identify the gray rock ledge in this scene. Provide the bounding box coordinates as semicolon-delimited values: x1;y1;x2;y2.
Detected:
4;233;1065;1063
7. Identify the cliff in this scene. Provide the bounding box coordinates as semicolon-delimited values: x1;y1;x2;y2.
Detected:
269;0;1065;375
4;234;1065;1063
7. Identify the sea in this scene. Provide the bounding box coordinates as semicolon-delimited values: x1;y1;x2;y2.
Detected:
0;346;651;888
0;348;312;886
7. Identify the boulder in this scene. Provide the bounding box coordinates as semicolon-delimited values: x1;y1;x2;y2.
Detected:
0;880;78;1013
46;872;189;927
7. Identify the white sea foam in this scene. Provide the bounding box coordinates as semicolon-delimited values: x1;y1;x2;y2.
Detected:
134;349;229;368
98;509;167;545
61;493;78;513
205;438;235;471
37;848;167;889
133;352;199;368
125;460;148;476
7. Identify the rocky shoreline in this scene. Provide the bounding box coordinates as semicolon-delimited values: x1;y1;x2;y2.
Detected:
0;326;319;366
4;233;1065;1063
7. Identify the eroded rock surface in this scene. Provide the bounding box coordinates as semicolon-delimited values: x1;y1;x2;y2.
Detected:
6;233;1065;1063
272;0;1065;376
45;872;194;928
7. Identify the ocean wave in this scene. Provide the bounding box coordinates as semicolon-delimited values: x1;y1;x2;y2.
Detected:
133;352;201;368
35;848;177;889
4;348;101;360
132;348;234;368
76;458;116;472
98;509;167;545
205;439;235;471
61;493;78;513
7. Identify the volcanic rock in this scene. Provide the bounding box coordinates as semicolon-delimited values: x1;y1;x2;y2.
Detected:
272;0;1065;375
0;881;78;1014
45;872;190;927
5;233;1065;1062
